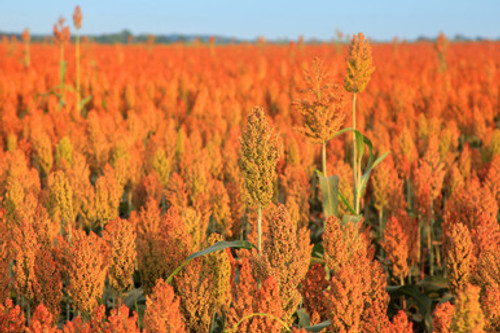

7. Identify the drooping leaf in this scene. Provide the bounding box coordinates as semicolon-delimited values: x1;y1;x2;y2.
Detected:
296;308;311;328
338;191;356;215
166;240;255;284
370;150;390;171
359;150;390;200
387;284;433;332
187;240;253;261
123;288;146;308
79;95;92;109
342;214;362;226
304;320;331;332
418;275;450;293
332;127;354;139
355;130;366;164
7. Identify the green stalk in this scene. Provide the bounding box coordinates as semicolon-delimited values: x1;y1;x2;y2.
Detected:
116;289;122;310
257;204;262;255
418;218;423;281
321;140;333;220
429;200;434;276
379;209;385;259
322;140;332;279
26;300;30;325
406;179;412;211
352;92;358;214
356;132;363;214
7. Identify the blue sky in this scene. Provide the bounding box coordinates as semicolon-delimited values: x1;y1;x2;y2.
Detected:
1;0;498;40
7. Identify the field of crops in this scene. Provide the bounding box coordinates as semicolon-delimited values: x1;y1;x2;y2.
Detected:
0;10;499;333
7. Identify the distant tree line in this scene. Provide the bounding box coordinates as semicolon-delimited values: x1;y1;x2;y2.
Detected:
0;30;497;44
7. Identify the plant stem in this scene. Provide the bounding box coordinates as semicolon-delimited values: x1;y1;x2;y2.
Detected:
352;92;358;214
379;209;384;259
429;200;434;276
435;241;441;271
66;302;70;321
321;140;333;220
257;204;262;255
118;291;123;310
26;301;30;325
418;217;423;281
400;275;406;309
406;179;412;210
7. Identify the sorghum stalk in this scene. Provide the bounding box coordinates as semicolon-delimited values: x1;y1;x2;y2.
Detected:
53;17;70;108
294;58;346;218
429;200;434;276
26;300;30;325
239;106;279;255
352;92;358;214
344;33;375;215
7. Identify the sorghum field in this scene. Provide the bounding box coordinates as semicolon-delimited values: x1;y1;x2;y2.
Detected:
0;8;499;333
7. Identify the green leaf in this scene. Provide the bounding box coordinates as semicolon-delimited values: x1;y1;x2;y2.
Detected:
187;240;253;261
358;150;390;201
355;130;366;163
418;275;450;293
79;95;92;109
311;242;324;258
296;308;310;328
387;284;433;331
304;320;331;332
166;240;254;284
332;127;376;168
370;151;390;171
363;133;374;168
123;288;146;308
317;171;339;219
328;128;390;218
342;214;362;226
338;191;356;215
332;127;354;139
359;173;371;202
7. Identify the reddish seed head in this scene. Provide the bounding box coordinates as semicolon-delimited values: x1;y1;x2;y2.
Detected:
73;6;83;30
344;32;375;93
21;28;30;43
295;57;347;144
435;32;448;53
53;16;70;45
